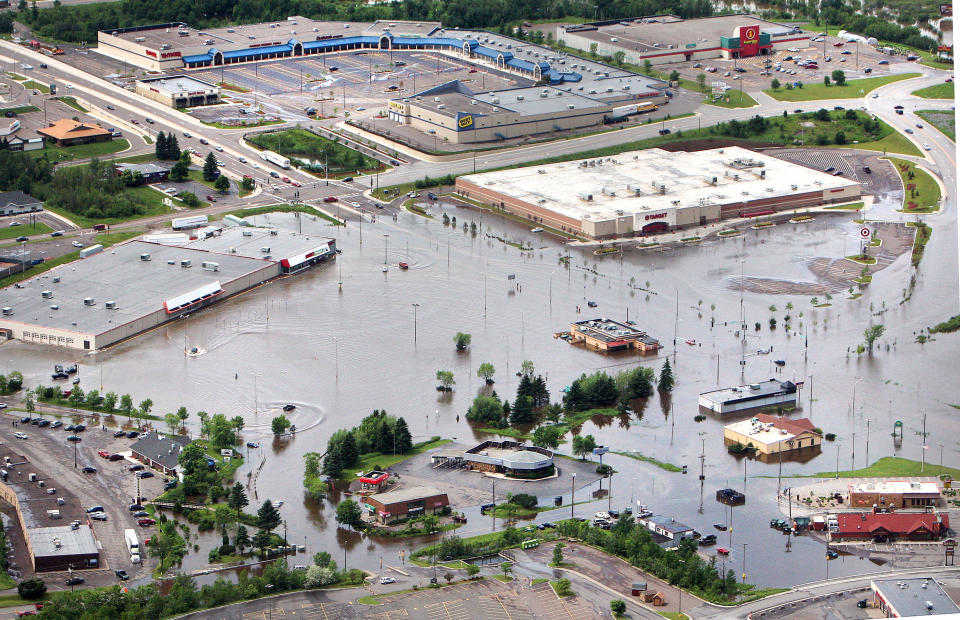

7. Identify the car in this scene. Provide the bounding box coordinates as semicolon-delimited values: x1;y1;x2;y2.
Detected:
825;56;832;62
199;138;209;145
138;518;156;526
130;119;139;124
794;108;803;113
658;128;671;135
269;171;280;179
183;131;192;138
16;610;37;617
878;59;889;65
86;505;105;513
129;464;144;471
356;106;366;111
342;176;354;183
129;503;144;511
833;106;844;111
30;418;40;425
106;105;115;110
82;466;97;474
51;421;62;429
947;77;954;83
137;471;154;478
97;450;110;458
109;453;124;461
329;66;338;71
164;480;178;490
379;576;396;584
145;118;154;124
698;534;718;545
717;547;730;555
788;47;800;52
723;70;730;77
8;221;20;227
67;435;82;442
71;241;84;248
113;430;126;437
291;181;301;187
281;176;291;183
238;156;247;163
834;41;845;47
216;160;225;166
894;105;905;109
206;195;217;202
904;128;913;134
133;510;150;518
14;432;27;440
840;50;851;55
916;123;923;129
38;420;49;427
734;67;746;73
15;236;28;242
324;196;338;203
163;188;178;196
251;163;260;169
863;67;872;73
75;424;85;432
66;576;85;586
863;166;871;173
826;549;839;559
824;166;835;172
115;569;130;580
923;143;931;151
127;431;139;438
587;300;598;308
215;145;223;152
840;58;846;62
21;416;32;423
595;511;611;520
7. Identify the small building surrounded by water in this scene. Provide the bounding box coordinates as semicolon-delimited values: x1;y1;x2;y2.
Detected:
569;318;661;352
723;414;821;455
363;486;449;525
699;378;797;414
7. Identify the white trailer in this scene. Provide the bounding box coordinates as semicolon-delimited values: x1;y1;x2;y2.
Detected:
124;528;141;563
171;215;209;230
259;149;290;169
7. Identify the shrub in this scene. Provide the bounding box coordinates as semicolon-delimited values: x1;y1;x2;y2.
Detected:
17;578;46;599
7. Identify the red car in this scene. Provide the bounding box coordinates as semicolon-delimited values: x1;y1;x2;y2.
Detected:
833;41;844;47
97;450;111;459
717;547;730;555
243;174;253;180
469;68;477;73
206;195;217;202
138;518;156;527
323;196;338;203
291;181;302;187
281;176;291;183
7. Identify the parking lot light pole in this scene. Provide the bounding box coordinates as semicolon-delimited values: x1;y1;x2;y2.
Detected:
570;472;576;518
412;303;420;345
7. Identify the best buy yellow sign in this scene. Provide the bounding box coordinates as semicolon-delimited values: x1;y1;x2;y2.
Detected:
458;114;474;129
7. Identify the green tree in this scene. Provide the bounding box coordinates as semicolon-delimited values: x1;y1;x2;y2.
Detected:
102;391;118;412
17;577;46;600
436;370;455;390
863;324;885;352
466;563;480;578
313;551;332;568
642;59;652;75
167;134;180;160
453;332;471;351
613;50;626;66
466;394;504;426
696;73;706;92
657;359;674;393
572;434;596;460
214;175;230;194
252;530;272;557
234;525;250;553
202;152;219;182
610;599;627;615
231;415;245;432
532;425;562;449
179;191;200;208
228;481;249;518
256;500;281;533
335;498;363;530
552;542;565;566
477;362;496;384
139;398;153;418
272;415;291;437
510;395;535;425
771;78;781;90
176;406;188;430
322;443;343;478
520;360;535;377
669;70;680;82
831;69;846;86
241;176;255;191
393;417;413;453
155;131;168;160
170;159;189;182
834;130;847;145
24;392;34;414
823;75;831;86
5;371;22;391
164;412;180;434
500;561;512;579
69;386;84;407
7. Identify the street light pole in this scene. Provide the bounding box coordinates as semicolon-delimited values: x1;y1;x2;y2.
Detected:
570;473;576;518
412;303;420;345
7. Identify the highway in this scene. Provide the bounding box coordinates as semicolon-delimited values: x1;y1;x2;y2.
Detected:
0;39;954;238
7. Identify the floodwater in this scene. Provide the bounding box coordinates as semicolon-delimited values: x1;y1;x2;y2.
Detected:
5;202;958;588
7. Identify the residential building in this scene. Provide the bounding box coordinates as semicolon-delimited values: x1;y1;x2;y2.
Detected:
636;514;696;540
0;190;43;216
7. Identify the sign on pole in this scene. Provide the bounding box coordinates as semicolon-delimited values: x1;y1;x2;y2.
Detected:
860;227;871;239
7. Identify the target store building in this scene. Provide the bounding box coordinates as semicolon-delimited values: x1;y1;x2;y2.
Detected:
559;14;810;67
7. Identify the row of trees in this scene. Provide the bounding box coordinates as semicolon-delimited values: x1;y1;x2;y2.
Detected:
321;410;413;478
33;383;156;423
563;361;671;412
155;132;181;161
0;371;23;395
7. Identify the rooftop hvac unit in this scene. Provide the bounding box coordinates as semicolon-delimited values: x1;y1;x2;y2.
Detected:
140;253;151;261
470;100;477;105
492;98;499;104
83;298;95;306
260;247;271;253
568;104;575;109
616;209;625;216
542;88;549;94
180;259;192;268
270;230;278;236
540;92;548;98
42;291;53;299
105;301;118;309
611;37;618;42
201;261;220;272
434;97;440;102
601;187;616;196
161;43;171;50
626;183;643;194
658;185;666;194
29;473;37;481
578;192;593;202
706;176;717;185
790;184;798;190
760;170;766;179
1;307;11;316
517;95;524;101
606;87;614;93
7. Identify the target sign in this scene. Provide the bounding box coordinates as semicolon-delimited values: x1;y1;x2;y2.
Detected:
860;227;871;239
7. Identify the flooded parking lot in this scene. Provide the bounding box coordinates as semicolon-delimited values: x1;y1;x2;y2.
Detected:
3;186;957;587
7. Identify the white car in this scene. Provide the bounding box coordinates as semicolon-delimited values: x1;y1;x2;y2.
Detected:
251;163;260;169
0;403;7;409
238;156;247;163
164;188;179;196
379;576;396;584
595;511;611;520
72;241;84;248
215;145;224;152
788;47;800;52
14;432;27;440
356;107;366;111
871;93;879;98
923;143;931;151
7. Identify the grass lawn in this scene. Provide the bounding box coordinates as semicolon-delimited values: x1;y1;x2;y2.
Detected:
841;124;922;156
908;221;931;267
94;230;144;246
22;80;50;94
0;592;47;608
187;169;220;190
885;157;941;212
339;438;450;481
56;96;88;113
912;83;955;99
916;110;955;141
42;186;174;229
704;89;758;108
807;457;960;479
0;105;39;115
480;408;619;444
247;128;380;176
532;578;548;585
222;203;344;226
203;119;285;130
0;221;53;239
112;153;162;165
5;72;26;80
612;450;683;472
657;613;689;620
763;73;921;101
825;202;864;210
37;138;130;163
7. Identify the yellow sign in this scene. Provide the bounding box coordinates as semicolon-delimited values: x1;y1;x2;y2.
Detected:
458;114;474;129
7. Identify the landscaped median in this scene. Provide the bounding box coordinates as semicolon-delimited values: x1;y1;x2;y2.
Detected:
911;82;955;99
219;203;344;226
762;73;921;101
884;157;941;213
916;110;955;141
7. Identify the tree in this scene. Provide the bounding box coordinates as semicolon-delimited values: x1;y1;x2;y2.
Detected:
69;387;84;407
477;362;496;384
642;59;652;75
610;599;627;615
304;565;337;587
552;542;565;566
613;50;626;66
167;134;180;160
214;175;230;194
831;69;846;86
313;551;332;568
139;398;153;419
420;514;439;533
771;78;781;90
696;73;706;92
394;417;413;453
436;370;455;390
164;413;180;434
322;443;343;478
202;152;219;182
179;191;200;208
863;324;885;352
24;393;34;414
520;360;535;377
256;500;281;533
102;391;118;412
625;366;655;399
444;571;454;584
231;415;245;432
657;359;674;393
510;395;535;425
176;406;188;431
374;420;393;453
532;425;562;449
834;130;847;145
228;481;249;518
234;525;250;553
272;415;292;437
500;561;512;579
241;176;255;191
823;75;831;86
669;70;680;82
252;530;272;557
572;434;596;460
208;413;237;448
155;131;168;160
170;158;189;182
466;563;480;578
466;394;504;426
335;498;363;530
453;332;471;351
17;577;46;600
589;42;598;58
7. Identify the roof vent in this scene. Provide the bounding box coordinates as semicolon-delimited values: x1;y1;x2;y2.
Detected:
1;307;12;316
83;298;95;306
105;301;118;310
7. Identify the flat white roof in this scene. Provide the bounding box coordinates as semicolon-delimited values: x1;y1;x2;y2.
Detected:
725;417;799;445
849;481;941;495
459;146;860;224
139;75;218;94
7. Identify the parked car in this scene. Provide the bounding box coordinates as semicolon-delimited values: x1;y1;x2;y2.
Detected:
127;431;139;438
109;453;124;461
206;195;217;202
115;569;129;580
113;430;126;438
138;518;156;526
51;421;63;429
133;511;150;518
246;442;260;448
14;432;27;440
82;466;97;474
86;505;105;513
15;236;28;242
129;504;144;511
97;450;111;458
323;196;338;203
65;576;84;586
379;576;396;584
129;464;144;471
137;471;154;479
67;435;82;442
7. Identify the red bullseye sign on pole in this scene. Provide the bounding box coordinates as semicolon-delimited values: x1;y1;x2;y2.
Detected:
860;227;871;239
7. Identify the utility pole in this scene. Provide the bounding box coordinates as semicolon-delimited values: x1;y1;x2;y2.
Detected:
698;435;706;514
865;419;870;468
921;411;927;472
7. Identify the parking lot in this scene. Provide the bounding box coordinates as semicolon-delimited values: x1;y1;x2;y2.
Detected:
0;407;167;589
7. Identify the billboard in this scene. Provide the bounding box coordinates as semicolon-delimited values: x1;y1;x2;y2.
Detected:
737;25;761;57
456;112;474;130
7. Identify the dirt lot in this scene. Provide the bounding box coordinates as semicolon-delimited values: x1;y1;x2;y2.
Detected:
0;408;168;590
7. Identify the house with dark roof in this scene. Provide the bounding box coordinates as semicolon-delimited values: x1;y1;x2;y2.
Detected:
114;162;169;184
0;190;43;216
130;433;191;476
